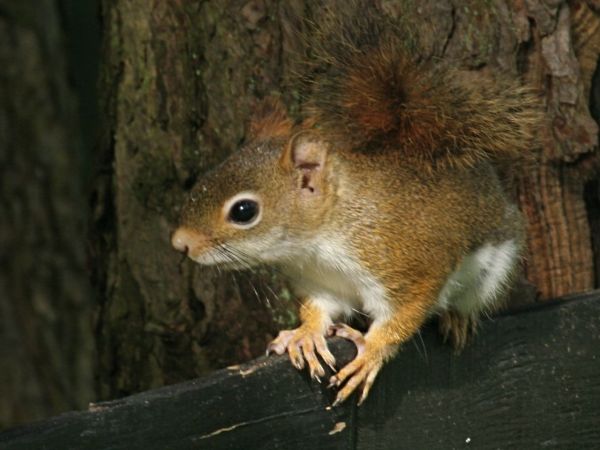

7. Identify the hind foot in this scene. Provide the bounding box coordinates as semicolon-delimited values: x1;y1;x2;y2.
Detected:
438;310;478;353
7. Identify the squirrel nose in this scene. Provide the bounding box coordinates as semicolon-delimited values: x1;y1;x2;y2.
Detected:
171;227;194;254
171;227;208;257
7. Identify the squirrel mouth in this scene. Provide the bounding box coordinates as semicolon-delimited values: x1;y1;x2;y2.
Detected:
190;250;222;266
171;227;260;269
191;249;253;270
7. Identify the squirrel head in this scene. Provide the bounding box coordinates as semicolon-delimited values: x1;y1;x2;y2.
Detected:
172;104;335;268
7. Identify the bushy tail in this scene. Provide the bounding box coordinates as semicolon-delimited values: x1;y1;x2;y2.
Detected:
300;2;543;168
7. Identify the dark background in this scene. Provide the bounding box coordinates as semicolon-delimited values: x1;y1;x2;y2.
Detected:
0;0;99;427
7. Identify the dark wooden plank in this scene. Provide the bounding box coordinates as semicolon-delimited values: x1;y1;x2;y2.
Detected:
0;339;358;450
1;292;599;450
356;292;600;450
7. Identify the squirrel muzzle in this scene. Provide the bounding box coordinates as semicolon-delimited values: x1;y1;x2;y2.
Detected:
171;227;210;260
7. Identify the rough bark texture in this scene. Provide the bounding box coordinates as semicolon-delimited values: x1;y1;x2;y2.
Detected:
92;0;297;400
0;0;94;429
93;0;600;400
517;0;600;298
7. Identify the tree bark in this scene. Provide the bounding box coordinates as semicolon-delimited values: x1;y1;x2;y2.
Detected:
0;0;94;428
92;0;297;400
93;0;600;400
516;0;600;299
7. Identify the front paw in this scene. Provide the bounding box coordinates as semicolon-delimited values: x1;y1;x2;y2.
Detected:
329;351;384;406
328;323;386;406
267;327;336;381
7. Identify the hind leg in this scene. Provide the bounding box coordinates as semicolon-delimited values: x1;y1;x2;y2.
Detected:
438;310;478;352
438;238;521;352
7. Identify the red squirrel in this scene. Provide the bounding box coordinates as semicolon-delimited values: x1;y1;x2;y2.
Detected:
171;3;541;406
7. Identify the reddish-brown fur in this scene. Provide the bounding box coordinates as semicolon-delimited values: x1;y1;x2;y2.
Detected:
172;1;541;407
300;3;543;168
247;97;293;142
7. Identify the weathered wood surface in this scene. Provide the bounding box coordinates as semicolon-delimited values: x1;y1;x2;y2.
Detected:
1;292;599;450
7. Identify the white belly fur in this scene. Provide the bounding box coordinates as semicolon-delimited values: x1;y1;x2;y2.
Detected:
436;239;519;315
283;237;391;324
284;237;519;324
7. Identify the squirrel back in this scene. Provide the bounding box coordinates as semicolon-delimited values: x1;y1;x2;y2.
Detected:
294;1;542;169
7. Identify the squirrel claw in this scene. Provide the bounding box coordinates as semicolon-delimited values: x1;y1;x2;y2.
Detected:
328;375;341;388
267;327;335;381
266;330;295;356
438;310;478;353
328;338;385;406
330;358;382;406
266;342;285;356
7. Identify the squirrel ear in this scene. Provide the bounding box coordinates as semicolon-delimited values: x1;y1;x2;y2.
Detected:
280;131;328;172
246;96;292;142
280;132;329;195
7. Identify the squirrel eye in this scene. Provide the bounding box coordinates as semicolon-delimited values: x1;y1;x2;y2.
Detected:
228;199;259;225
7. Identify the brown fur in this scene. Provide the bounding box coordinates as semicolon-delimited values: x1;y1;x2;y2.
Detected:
173;1;538;406
299;1;543;168
247;97;293;142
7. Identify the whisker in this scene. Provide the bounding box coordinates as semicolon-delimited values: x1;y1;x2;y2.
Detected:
220;245;256;272
215;243;336;312
212;247;231;276
248;277;262;305
229;270;249;305
218;245;270;307
412;329;428;363
222;243;290;279
261;281;281;309
351;307;370;318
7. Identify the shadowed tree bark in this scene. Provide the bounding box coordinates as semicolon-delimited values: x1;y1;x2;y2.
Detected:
91;0;297;400
0;0;95;429
91;0;600;401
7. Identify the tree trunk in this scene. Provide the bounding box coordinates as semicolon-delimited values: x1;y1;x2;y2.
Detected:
0;0;94;428
93;0;600;400
516;0;600;299
92;0;296;400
